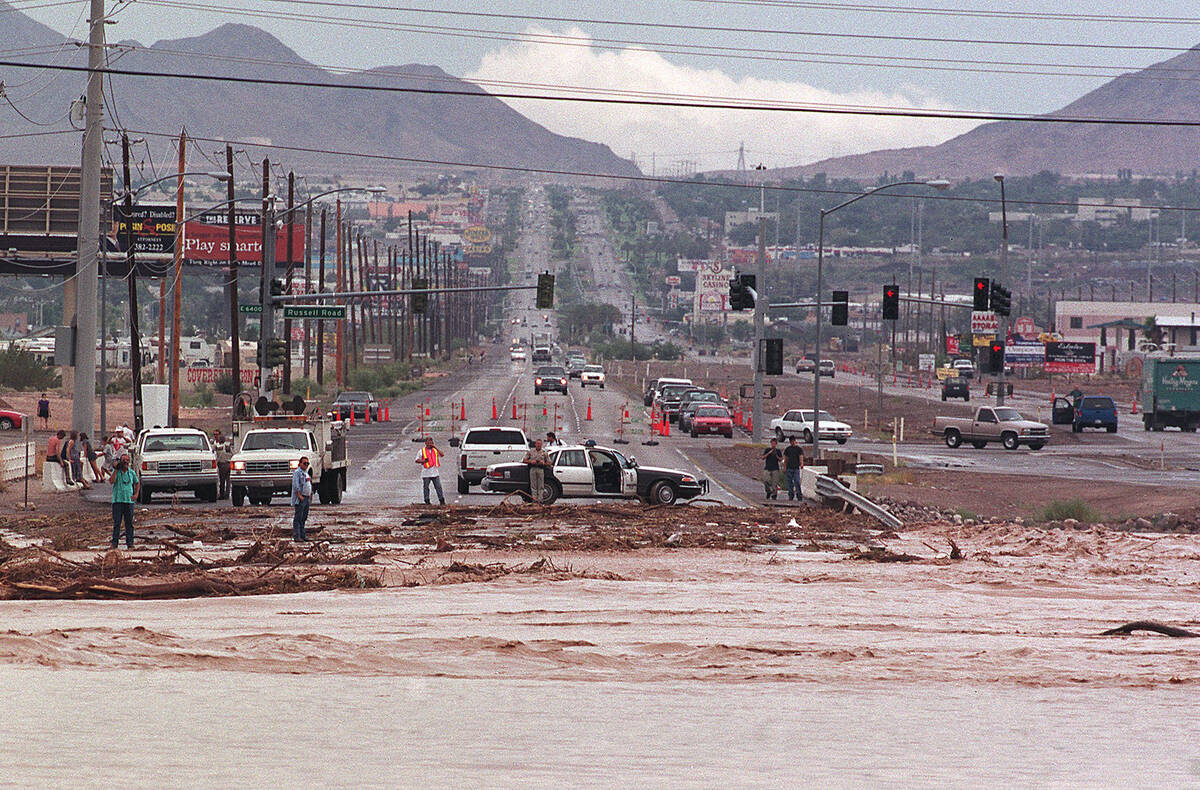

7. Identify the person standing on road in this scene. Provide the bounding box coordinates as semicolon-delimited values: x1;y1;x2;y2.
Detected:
545;431;560;447
109;452;139;549
416;436;446;505
523;438;551;503
783;436;805;501
64;430;81;487
213;429;232;500
36;393;50;429
291;456;313;542
761;438;784;500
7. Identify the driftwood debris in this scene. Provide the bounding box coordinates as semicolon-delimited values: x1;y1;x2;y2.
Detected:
1101;621;1199;638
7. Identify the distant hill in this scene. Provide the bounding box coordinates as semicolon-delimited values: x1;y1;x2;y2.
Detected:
723;45;1200;181
0;5;640;178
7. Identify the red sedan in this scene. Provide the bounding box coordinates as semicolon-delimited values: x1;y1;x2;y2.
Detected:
0;410;23;430
690;405;733;438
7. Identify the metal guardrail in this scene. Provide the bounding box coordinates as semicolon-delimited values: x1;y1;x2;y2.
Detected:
814;474;903;529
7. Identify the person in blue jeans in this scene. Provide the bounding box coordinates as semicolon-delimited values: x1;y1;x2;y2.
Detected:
291;456;313;542
783;436;805;501
108;452;140;549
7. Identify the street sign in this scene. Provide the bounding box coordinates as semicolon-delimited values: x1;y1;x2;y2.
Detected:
282;305;347;320
739;384;777;399
936;366;959;381
1014;316;1039;337
973;334;996;347
945;335;960;355
971;310;999;334
918;353;935;371
239;304;262;314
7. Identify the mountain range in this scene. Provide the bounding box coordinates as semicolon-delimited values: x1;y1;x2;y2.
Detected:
755;45;1200;181
0;2;639;178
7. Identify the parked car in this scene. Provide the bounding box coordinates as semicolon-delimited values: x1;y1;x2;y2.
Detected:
769;409;852;444
534;365;568;395
934;406;1049;450
677;390;724;432
481;443;707;505
941;378;970;401
331;391;379;421
580;364;606;388
0;410;24;430
1053;395;1118;433
456;426;531;494
690;405;733;438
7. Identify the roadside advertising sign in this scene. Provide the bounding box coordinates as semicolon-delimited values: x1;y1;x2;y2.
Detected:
1044;341;1096;373
1013;316;1039;337
973;334;996;347
1005;339;1045;367
675;258;707;273
945;335;960;355
693;262;731;313
665;275;682;286
971;310;999;333
112;203;176;257
936;366;959;381
182;222;305;266
918;353;935;371
462;225;492;244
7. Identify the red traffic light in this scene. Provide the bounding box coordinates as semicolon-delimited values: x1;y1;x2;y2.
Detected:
977;281;986;290
885;288;896;297
991;343;1002;353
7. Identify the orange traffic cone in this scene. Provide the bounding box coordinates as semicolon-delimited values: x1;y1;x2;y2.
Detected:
460;401;466;421
663;414;670;436
512;398;518;419
349;410;355;426
1132;398;1139;415
364;406;370;424
747;415;753;434
586;398;593;421
492;397;498;420
383;406;390;422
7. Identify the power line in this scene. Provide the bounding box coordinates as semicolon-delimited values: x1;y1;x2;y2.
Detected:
12;58;1200;127
686;0;1200;25
123;127;1200;214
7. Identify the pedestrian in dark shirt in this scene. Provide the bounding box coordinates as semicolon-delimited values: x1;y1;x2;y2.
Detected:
36;393;50;429
783;436;805;501
760;439;784;500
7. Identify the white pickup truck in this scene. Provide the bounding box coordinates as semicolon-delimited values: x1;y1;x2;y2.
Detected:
455;426;531;495
132;427;220;503
229;414;348;506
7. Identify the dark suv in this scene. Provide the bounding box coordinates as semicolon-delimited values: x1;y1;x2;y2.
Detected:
941;378;970;402
534;366;568;395
332;391;379;420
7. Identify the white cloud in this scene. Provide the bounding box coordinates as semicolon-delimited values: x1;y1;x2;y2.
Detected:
467;28;978;173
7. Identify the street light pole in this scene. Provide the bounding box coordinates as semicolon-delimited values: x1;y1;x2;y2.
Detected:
811;179;951;461
995;172;1009;407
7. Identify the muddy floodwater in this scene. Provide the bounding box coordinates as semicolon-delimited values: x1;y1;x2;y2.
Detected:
3;528;1200;787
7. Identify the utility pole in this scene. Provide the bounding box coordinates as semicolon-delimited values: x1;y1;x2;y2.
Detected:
335;198;344;387
303;202;312;380
168;131;186;427
257;159;277;398
316;207;326;386
72;0;105;435
752;215;766;444
283;171;294;393
121;134;145;434
995;173;1009;407
630;290;636;359
226;145;240;395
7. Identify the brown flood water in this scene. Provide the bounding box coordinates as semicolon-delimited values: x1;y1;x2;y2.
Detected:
2;532;1200;786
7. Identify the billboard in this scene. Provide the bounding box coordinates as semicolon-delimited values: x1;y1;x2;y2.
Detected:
1045;341;1096;373
693;261;730;313
182;222;305;266
112;203;176;257
1005;339;1045;367
1;165;114;253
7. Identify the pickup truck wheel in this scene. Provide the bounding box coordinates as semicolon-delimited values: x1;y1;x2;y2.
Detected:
457;476;470;495
1001;432;1020;450
600;383;605;389
317;476;331;505
197;484;218;502
1107;425;1118;433
971;441;987;449
330;471;343;504
1071;423;1081;433
944;429;962;448
138;486;152;504
836;437;848;445
650;480;678;506
232;487;245;507
1028;442;1046;450
775;427;784;441
802;429;813;444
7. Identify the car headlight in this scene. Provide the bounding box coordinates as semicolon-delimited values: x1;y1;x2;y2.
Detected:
680;475;696;484
560;378;567;385
232;460;245;471
535;378;543;385
142;461;157;472
289;459;301;469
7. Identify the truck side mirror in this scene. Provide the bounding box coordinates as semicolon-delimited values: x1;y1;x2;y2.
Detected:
449;437;461;448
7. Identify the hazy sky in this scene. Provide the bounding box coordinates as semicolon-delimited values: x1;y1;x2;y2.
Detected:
18;0;1200;170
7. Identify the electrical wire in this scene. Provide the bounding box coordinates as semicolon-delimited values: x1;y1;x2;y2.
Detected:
123;127;1200;214
13;58;1200;127
686;0;1200;25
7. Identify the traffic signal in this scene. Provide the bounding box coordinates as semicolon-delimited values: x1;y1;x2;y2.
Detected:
990;282;1012;317
536;272;555;309
269;278;286;297
761;338;783;375
973;277;991;311
831;290;849;326
411;276;428;314
981;341;1004;374
882;285;899;321
729;274;756;311
257;339;288;368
